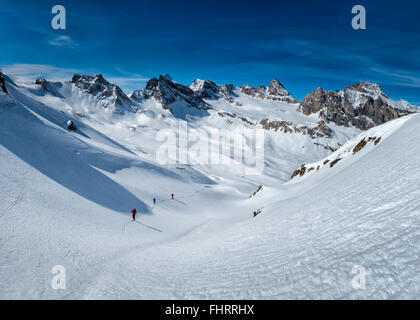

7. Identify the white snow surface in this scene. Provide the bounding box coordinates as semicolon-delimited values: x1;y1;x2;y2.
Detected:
1;75;419;299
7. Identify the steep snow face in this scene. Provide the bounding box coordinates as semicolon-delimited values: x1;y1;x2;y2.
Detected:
72;74;133;113
239;79;299;104
300;81;415;130
80;114;420;299
190;79;236;102
289;115;413;181
131;75;210;119
34;78;64;97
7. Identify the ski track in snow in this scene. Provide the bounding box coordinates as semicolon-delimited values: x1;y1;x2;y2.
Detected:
0;196;23;219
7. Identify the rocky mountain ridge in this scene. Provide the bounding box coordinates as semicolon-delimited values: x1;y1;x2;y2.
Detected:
72;74;132;113
299;81;413;130
239;79;299;104
3;70;417;131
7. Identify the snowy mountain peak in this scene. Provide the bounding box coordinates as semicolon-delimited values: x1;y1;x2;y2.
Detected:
34;78;62;97
346;81;386;97
239;80;298;104
190;79;219;98
71;73;132;112
300;82;413;130
133;74;210;119
266;79;298;103
190;78;236;102
160;74;174;82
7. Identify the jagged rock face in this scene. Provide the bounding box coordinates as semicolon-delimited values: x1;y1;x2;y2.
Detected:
300;82;410;130
0;72;8;94
34;78;61;97
240;84;266;99
190;79;236;102
139;75;210;114
72;74;131;111
240;79;299;104
260;118;332;139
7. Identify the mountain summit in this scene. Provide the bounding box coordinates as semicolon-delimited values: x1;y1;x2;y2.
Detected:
299;81;412;130
240;79;299;104
72;74;132;113
131;74;210;119
190;79;236;102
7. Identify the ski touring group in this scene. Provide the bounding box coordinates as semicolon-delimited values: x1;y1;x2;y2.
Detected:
131;194;175;221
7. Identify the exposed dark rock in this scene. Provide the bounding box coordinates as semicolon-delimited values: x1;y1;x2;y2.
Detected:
314;142;337;152
217;111;254;125
190;79;236;102
329;157;342;168
353;138;368;154
66;120;75;131
299;81;411;130
253;208;262;218
34;78;63;97
72;74;131;112
249;185;263;198
291;168;300;179
240;79;298;103
260;118;333;140
0;72;8;94
134;75;211;118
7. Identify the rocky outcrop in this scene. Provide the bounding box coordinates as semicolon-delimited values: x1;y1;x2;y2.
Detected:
34;78;62;97
190;79;236;102
0;72;8;94
240;79;298;104
72;74;132;112
290;134;383;180
217;111;254;125
260;119;332;139
299;81;411;130
132;74;210;119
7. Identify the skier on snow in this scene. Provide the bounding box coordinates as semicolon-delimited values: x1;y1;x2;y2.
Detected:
131;208;137;221
171;193;174;200
153;198;156;205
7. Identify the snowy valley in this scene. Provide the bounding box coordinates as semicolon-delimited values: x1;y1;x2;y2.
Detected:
0;70;419;299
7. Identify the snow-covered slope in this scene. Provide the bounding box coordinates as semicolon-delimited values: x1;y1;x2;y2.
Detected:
1;72;419;299
82;113;420;299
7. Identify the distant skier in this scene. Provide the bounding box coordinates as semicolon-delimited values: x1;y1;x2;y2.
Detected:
153;198;156;205
171;193;174;200
131;208;137;221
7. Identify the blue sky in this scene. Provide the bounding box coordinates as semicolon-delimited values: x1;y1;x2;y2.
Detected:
1;0;419;104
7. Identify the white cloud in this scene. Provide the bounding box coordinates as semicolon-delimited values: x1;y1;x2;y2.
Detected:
2;64;80;82
370;68;420;88
1;64;149;92
48;35;78;48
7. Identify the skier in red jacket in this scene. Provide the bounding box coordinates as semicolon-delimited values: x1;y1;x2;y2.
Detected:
131;208;137;221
